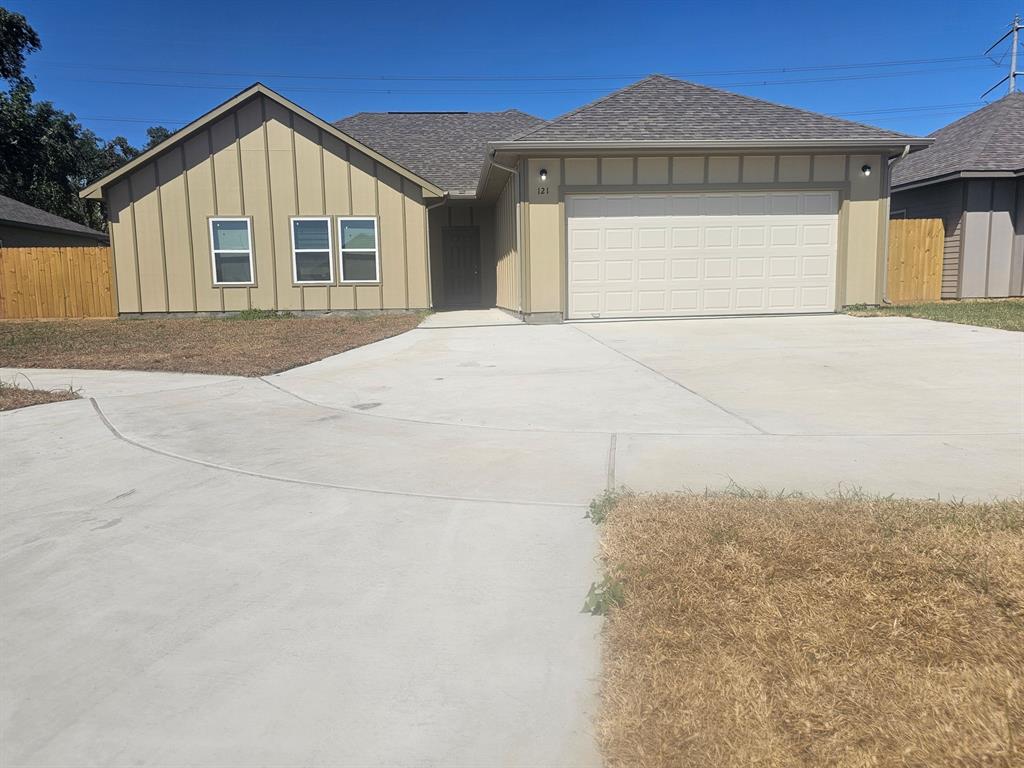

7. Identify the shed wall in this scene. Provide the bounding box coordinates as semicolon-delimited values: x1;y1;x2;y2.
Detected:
961;178;1024;298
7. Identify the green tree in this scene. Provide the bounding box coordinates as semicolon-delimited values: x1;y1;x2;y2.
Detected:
0;7;170;229
0;7;40;85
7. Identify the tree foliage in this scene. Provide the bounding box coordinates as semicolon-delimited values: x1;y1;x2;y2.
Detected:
0;7;172;230
0;7;40;85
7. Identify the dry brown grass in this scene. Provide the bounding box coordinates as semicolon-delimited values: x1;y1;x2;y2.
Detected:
0;381;79;410
0;313;422;377
597;492;1024;768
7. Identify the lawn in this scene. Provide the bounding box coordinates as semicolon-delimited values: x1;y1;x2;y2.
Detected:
846;298;1024;332
0;380;79;411
0;312;422;377
592;491;1024;768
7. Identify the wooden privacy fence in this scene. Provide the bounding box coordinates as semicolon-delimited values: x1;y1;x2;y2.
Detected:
0;247;116;319
886;218;944;304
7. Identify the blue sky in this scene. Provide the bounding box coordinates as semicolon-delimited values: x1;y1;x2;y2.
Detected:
10;0;1023;146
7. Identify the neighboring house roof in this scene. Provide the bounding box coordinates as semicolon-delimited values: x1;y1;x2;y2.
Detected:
0;194;108;241
333;110;544;195
500;75;924;149
891;92;1024;190
80;83;445;200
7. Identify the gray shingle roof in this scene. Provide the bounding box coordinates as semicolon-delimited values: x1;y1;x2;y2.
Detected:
333;110;544;194
509;75;918;144
0;194;108;240
891;92;1024;188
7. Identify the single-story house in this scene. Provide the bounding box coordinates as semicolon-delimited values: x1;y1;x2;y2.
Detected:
80;75;928;321
0;194;109;247
891;92;1023;299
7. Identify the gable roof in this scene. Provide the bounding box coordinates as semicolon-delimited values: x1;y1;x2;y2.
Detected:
333;110;543;195
0;194;108;241
80;83;445;200
502;75;924;148
891;92;1024;189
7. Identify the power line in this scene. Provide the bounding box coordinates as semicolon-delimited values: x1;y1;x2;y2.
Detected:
64;62;997;96
73;101;990;127
36;53;993;83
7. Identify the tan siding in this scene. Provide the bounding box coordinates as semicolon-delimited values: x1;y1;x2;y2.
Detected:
403;180;429;308
106;179;140;313
323;133;355;310
130;164;167;312
101;93;428;314
156;150;193;311
842;154;883;305
183;131;220;311
377;166;407;309
494;173;520;311
237;97;275;310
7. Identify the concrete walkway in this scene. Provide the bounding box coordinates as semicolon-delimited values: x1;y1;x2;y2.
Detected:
1;314;1022;766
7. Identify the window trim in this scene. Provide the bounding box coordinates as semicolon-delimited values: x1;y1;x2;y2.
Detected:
290;216;335;285
209;217;255;286
338;216;380;284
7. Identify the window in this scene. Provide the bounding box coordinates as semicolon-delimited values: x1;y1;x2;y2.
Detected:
209;218;254;285
291;217;333;284
339;217;379;283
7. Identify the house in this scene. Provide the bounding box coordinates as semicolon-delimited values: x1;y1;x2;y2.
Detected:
891;92;1023;299
80;76;928;321
0;194;109;247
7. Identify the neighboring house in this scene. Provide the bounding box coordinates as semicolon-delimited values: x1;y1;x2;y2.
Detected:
80;76;927;321
0;194;109;247
891;92;1023;299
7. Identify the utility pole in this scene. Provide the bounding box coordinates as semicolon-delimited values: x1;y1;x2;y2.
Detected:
982;15;1023;97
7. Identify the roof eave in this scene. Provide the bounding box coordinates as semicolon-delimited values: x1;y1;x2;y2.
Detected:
893;167;1024;191
80;83;445;200
489;137;932;153
0;218;109;241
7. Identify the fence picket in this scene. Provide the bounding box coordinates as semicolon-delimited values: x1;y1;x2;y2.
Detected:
0;247;116;319
886;219;944;304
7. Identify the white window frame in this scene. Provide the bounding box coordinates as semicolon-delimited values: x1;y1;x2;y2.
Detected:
290;216;335;285
209;217;255;286
338;216;380;284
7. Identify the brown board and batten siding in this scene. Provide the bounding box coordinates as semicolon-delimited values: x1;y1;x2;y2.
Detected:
105;93;430;314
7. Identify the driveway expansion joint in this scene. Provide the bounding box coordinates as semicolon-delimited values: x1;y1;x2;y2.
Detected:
569;324;770;435
87;398;589;510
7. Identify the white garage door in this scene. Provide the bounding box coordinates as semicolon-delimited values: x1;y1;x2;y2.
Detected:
566;191;838;319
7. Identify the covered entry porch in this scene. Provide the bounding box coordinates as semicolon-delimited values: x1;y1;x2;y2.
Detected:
427;197;520;313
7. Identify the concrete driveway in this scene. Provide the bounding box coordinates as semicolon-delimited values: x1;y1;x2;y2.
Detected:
2;313;1021;766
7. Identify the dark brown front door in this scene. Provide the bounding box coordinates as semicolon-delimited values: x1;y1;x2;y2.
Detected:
442;226;481;307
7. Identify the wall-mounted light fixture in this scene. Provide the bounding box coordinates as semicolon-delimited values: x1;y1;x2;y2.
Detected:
539;168;548;181
861;164;872;177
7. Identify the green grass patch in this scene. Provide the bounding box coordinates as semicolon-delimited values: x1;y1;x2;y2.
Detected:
845;299;1023;332
231;308;296;320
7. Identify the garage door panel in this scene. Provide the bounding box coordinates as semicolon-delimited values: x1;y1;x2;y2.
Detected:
567;191;838;319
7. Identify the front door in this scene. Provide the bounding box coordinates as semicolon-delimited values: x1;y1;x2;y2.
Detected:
442;226;481;307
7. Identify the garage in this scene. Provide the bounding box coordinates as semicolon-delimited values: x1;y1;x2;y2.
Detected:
566;190;839;320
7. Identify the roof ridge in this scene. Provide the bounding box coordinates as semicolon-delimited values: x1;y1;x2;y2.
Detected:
962;97;1012;167
508;75;663;141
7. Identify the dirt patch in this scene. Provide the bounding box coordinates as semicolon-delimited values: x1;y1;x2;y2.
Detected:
596;492;1024;768
0;313;422;377
0;381;79;411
